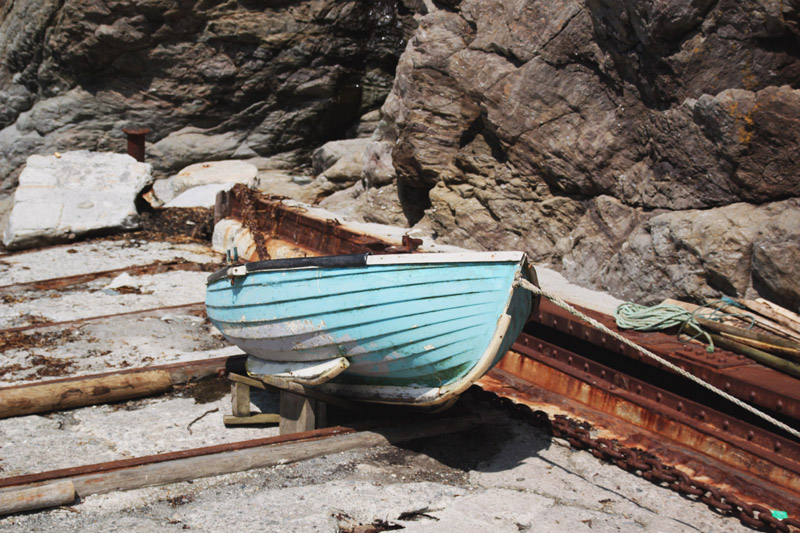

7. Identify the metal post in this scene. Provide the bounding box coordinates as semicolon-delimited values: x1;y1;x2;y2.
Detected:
122;127;151;162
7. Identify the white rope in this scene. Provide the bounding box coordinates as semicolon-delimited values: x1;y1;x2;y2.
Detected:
515;278;800;440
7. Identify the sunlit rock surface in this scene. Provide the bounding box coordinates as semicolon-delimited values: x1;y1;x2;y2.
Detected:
2;151;152;249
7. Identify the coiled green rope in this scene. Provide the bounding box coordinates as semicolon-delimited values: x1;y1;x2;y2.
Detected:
614;302;715;351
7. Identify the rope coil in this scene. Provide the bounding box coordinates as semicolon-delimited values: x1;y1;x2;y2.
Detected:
614;302;715;351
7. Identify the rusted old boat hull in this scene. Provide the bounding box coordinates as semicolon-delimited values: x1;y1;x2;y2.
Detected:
206;252;538;406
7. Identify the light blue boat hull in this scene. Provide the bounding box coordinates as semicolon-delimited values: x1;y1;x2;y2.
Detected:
206;252;536;405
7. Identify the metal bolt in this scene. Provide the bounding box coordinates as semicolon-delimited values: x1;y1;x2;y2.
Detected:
699;410;706;420
724;382;731;391
583;363;590;373
749;391;756;401
656;392;663;402
774;442;782;452
567;356;573;365
636;385;642;394
677;401;684;411
123;127;151;162
722;420;729;430
776;400;784;411
747;430;754;441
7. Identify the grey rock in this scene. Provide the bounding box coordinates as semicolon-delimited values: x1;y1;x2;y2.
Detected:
362;140;396;189
164;183;236;209
171;160;258;196
149;130;246;176
2;151;152;250
595;199;800;306
341;0;800;305
311;138;372;176
0;0;417;192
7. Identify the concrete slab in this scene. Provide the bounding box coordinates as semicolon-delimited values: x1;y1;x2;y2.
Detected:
2;151;152;250
0;421;753;532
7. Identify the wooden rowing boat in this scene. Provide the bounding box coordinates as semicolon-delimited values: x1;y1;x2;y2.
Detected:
206;251;537;406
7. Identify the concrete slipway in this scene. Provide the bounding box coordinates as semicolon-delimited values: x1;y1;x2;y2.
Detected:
0;230;754;532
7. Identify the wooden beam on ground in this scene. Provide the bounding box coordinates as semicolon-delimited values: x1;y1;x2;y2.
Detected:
0;480;75;516
0;355;247;419
0;371;173;419
223;413;281;426
0;411;506;515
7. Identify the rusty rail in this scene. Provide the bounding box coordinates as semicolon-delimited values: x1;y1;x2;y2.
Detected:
530;299;800;424
0;302;205;335
0;259;217;294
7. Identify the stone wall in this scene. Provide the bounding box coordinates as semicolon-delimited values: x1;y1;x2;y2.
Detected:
356;0;800;310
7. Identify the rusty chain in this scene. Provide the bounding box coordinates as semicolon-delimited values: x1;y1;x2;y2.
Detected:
469;386;800;532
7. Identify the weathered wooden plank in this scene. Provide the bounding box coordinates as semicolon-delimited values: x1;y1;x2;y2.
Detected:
223;413;281;426
0;355;247;419
1;411;505;502
0;480;75;516
231;381;251;417
0;371;173;419
228;372;360;411
279;391;326;435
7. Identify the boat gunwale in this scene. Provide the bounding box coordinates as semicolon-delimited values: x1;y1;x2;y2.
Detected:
207;251;528;284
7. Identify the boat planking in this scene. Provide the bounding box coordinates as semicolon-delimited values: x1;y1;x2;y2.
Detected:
207;251;538;406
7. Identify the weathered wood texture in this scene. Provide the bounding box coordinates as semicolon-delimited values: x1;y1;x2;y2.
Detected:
223;413;281;426
0;411;505;505
231;381;250;417
0;480;75;516
0;371;172;419
0;355;246;419
279;390;326;435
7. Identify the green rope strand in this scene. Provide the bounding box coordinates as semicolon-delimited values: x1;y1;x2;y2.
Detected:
614;302;715;351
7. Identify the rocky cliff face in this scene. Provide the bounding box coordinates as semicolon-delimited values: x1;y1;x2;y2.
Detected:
0;0;414;192
2;0;799;310
353;0;800;310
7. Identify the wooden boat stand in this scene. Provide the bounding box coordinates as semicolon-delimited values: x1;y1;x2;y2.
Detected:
224;372;361;435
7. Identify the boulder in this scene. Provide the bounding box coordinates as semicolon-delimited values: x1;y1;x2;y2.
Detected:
595;199;800;306
171;160;258;196
2;151;152;250
340;0;800;304
165;183;236;208
311;138;372;176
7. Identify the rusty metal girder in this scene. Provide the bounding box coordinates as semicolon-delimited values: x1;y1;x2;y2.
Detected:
478;368;800;518
510;333;800;480
532;299;800;423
